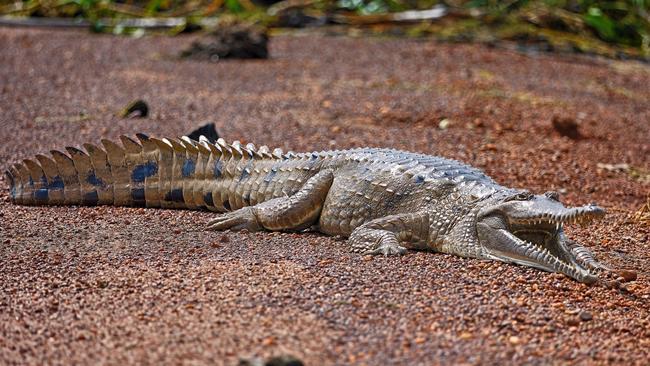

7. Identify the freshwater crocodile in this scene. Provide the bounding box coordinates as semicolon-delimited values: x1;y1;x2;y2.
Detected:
5;133;611;283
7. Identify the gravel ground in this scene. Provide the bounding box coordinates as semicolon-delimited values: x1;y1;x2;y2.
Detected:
0;27;649;365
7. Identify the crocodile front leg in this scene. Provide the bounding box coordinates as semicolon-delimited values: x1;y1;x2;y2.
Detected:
349;212;430;255
206;169;334;232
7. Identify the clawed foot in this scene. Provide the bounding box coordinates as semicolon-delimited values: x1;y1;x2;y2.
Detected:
350;227;409;256
364;241;408;256
352;233;407;256
206;207;263;232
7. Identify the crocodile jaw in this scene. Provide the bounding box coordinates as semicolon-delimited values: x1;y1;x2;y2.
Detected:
476;193;605;283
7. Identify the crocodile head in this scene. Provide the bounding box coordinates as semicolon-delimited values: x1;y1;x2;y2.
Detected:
476;191;605;283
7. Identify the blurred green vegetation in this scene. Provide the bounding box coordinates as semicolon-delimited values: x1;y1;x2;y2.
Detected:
0;0;648;58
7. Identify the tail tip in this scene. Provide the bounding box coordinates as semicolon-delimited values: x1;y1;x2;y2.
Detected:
4;169;16;203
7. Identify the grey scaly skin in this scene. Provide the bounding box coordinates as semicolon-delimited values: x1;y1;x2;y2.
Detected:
5;133;611;284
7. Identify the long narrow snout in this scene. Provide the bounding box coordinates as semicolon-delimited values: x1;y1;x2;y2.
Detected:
477;194;606;283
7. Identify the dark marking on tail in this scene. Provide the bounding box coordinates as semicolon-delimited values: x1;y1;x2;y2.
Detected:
204;192;214;206
49;176;65;190
132;162;158;183
33;175;49;203
164;189;184;203
213;160;223;178
5;171;16;200
182;159;196;178
86;172;105;187
264;168;278;184
239;168;251;182
239;160;253;182
83;191;99;205
10;186;16;201
131;188;146;205
34;188;49;202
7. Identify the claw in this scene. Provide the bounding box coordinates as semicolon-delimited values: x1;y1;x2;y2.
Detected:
206;207;263;232
365;242;407;256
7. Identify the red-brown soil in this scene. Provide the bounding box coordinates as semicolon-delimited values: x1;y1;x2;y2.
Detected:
0;27;648;365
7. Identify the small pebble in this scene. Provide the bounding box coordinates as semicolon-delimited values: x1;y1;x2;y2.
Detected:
261;336;276;346
266;355;304;366
579;311;593;321
618;269;637;282
567;318;580;327
552;115;580;139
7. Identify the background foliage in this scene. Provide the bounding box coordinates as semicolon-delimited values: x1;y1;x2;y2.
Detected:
1;0;648;57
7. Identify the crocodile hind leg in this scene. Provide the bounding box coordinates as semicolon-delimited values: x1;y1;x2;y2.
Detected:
206;169;334;232
349;212;430;255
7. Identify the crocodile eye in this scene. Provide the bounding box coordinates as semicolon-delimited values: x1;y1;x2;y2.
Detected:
515;192;532;200
544;191;560;201
507;192;532;201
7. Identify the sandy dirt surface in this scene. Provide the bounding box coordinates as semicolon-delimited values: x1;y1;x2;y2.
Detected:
0;27;649;365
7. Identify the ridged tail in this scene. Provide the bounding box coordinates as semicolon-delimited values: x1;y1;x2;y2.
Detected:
4;133;288;211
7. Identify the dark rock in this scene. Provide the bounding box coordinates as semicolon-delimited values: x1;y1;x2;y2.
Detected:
266;355;304;366
120;99;149;118
275;9;328;28
579;311;593;321
238;358;263;366
238;355;303;366
186;123;219;143
618;269;637;282
552;115;580;139
181;23;268;61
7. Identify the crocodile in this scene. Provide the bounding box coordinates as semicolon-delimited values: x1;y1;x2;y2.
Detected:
5;133;613;284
